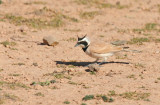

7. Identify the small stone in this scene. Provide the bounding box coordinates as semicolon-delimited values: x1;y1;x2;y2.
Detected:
87;63;100;72
43;36;59;46
116;1;120;5
156;51;160;54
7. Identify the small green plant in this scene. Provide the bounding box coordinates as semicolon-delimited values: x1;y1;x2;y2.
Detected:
90;71;96;75
66;37;76;42
158;4;160;13
39;81;50;86
35;92;44;97
30;82;36;85
99;35;104;37
0;41;16;47
108;98;114;102
10;48;18;50
12;63;25;66
44;72;72;80
155;38;160;43
0;0;2;4
134;63;145;68
68;81;77;85
119;91;150;100
9;74;20;76
63;101;70;104
96;94;114;102
81;103;87;105
116;54;128;59
100;95;114;102
50;80;56;83
0;69;3;72
82;95;94;101
108;90;116;96
157;77;160;80
54;73;65;79
127;74;135;79
75;0;129;9
101;95;108;102
32;63;38;66
30;80;56;86
145;23;157;31
132;28;145;34
139;74;144;79
50;86;59;89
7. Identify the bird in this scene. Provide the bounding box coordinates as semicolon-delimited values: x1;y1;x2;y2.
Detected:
75;35;129;65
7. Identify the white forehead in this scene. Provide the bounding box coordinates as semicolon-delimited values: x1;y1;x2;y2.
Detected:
78;37;90;42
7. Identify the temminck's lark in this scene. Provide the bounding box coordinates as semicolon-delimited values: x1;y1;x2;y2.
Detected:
75;35;129;64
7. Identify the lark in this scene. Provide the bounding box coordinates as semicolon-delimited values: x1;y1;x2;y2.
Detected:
75;35;129;64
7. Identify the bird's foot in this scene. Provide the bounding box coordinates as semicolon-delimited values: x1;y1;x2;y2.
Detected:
98;62;105;65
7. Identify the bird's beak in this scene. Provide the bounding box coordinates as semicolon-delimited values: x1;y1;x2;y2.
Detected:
74;43;79;47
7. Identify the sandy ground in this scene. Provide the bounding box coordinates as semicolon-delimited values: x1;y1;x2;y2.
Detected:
0;0;160;105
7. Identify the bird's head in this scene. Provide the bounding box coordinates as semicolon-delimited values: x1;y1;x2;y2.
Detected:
75;34;90;48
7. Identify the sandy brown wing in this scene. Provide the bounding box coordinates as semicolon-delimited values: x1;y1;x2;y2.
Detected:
89;41;123;54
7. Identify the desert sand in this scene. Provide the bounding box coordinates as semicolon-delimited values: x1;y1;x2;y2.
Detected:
0;0;160;105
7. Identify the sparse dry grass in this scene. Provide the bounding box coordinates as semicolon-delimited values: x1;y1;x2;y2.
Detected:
35;92;44;97
127;37;150;45
2;7;78;29
24;1;47;5
0;81;29;89
133;23;160;35
75;0;129;9
80;11;100;19
0;40;16;47
119;91;150;101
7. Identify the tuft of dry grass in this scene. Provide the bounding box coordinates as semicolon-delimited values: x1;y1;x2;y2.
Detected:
127;37;150;45
80;11;100;19
3;8;78;29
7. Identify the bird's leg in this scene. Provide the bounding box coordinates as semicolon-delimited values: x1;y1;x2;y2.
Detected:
93;58;99;64
85;58;99;67
98;57;107;65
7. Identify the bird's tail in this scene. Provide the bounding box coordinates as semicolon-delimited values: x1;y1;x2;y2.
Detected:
123;47;141;53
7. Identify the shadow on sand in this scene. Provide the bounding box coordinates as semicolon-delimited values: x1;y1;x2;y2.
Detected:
55;61;129;67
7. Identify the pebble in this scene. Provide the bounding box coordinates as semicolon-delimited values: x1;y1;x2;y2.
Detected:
43;36;59;46
87;63;100;72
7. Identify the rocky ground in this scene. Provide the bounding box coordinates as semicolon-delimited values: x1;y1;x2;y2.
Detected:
0;0;160;105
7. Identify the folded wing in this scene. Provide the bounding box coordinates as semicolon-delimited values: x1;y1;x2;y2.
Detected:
89;41;123;54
